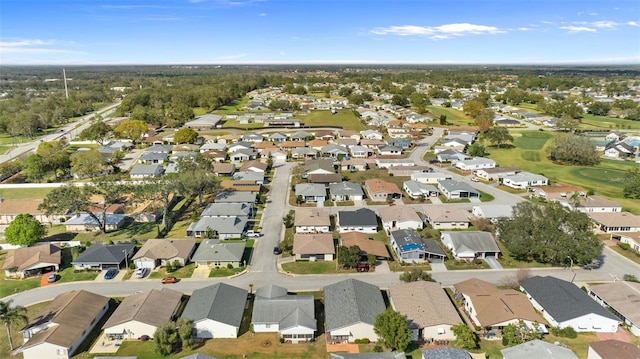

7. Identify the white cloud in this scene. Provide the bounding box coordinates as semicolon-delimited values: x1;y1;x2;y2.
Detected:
628;21;639;26
370;23;504;39
0;39;75;54
560;26;597;33
258;12;267;16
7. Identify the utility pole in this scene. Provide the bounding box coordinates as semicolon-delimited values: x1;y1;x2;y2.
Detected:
63;68;69;100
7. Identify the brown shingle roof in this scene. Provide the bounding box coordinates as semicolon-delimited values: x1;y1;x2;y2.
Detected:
589;339;640;359
589;212;640;228
240;160;267;172
22;290;109;349
365;178;401;195
340;232;390;258
132;238;196;261
293;233;335;255
377;206;421;224
294;208;330;227
422;205;469;223
0;199;45;215
389;282;462;328
2;244;61;271
102;288;182;329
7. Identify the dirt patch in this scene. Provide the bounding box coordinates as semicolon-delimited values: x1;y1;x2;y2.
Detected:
196;332;327;358
597;330;632;343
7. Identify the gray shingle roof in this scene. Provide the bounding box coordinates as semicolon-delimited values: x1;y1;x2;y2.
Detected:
252;285;316;331
520;276;619;323
102;288;182;329
191;239;245;263
181;283;247;327
422;347;471;359
295;183;327;197
330;353;406;359
201;203;251;218
441;231;500;254
72;243;135;265
338;208;377;227
215;191;257;203
500;339;578;359
330;181;364;196
324;279;385;331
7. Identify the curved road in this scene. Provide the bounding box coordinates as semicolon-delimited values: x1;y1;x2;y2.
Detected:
3;125;639;307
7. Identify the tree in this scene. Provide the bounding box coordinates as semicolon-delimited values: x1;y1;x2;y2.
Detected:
475;109;495;132
4;214;46;246
22;154;46;182
466;142;486;157
39;182;127;234
37;140;70;181
549;133;599;165
502;320;540;346
439;114;447;126
391;94;409;107
175;155;219;206
374;308;412;352
138;176;179;228
338;245;361;268
451;323;478;350
495;201;602;265
70;150;110;179
174;128;198;144
587;101;612;116
113;119;148;143
462;100;485;119
154;321;179;356
623;167;640;199
484;127;513;148
78;121;111;145
399;268;432;282
176;318;194;349
555;115;581;131
0;299;28;352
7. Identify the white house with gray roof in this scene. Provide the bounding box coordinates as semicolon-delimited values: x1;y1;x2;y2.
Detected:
455;157;496;171
130;164;164;179
438;180;479;200
390;229;446;263
251;285;317;342
295;183;327;203
181;283;247;338
201;202;252;218
337;208;378;233
184;114;222;130
501;339;578;359
324;279;386;343
471;205;514;221
187;216;247;239
440;231;500;260
191;239;245;268
502;172;548;189
403;180;439;199
329;181;364;201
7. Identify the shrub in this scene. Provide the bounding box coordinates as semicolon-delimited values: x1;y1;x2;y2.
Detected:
354;338;370;344
373;344;383;352
550;326;577;338
227;263;234;269
619;243;631;250
623;274;639;282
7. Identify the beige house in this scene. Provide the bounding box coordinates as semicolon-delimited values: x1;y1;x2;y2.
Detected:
588;212;640;232
19;290;109;359
377;206;423;233
132;238;197;269
364;178;402;202
0;199;63;225
422;205;470;229
102;288;183;340
2;244;61;279
389;282;462;341
293;233;335;261
294;208;331;233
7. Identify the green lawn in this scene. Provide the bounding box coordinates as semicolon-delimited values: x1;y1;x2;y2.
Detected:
445;259;490;270
510;131;553;150
0;187;53;200
281;260;343;274
298;109;365;131
0;301;50;359
579;113;640;130
209;266;245;277
148;263;196;279
56;267;100;282
426;106;474;127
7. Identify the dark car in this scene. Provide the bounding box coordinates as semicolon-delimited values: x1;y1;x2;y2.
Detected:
356;263;369;272
161;276;178;284
104;269;118;280
273;247;282;255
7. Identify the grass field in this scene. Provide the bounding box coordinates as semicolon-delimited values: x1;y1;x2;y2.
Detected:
299;109;365;131
426;106;474;127
0;187;53;200
516;103;640;130
485;131;640;214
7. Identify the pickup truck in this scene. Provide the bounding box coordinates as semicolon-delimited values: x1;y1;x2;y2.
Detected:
246;230;262;238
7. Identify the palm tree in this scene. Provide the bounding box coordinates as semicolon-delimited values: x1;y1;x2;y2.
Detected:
0;299;28;352
569;191;582;209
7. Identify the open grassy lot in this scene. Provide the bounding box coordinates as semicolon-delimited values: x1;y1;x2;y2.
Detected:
516;103;640;130
426;106;474;127
299;109;365;131
485;130;640;214
282;260;343;274
0;187;53;200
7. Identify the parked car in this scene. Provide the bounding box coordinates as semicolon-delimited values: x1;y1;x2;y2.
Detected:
161;276;178;284
246;230;262;238
471;177;480;182
134;268;148;278
356;263;369;272
104;269;118;280
273;246;282;255
47;273;57;283
138;335;150;341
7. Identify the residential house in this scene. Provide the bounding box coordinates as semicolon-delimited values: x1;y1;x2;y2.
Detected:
360;130;383;140
19;290;109;359
454;278;546;333
307;139;329;150
2;244;61;279
212;163;235;176
388;139;412;149
350;145;374;158
455;157;496;171
502;340;578;359
290;130;313;141
375;158;415;169
191;238;245;268
202;149;227;163
588;339;640;359
611;232;640;253
422;348;471;359
138;152;169;164
295;183;327;203
340;232;390;260
0;199;64;225
303;159;335;178
411;172;452;184
229;149;257;163
588;212;640;232
252;285;317;342
520;276;621;333
188;216;248;239
421;206;470;229
227;141;253;153
474;167;519;181
337;208;378;233
201;202;252;219
390;229;446;263
240;161;268;173
378;206;423;233
438;180;480;200
308;173;342;186
280;141;306;151
471;205;514;221
260;148;288;164
220;179;261;193
331;354;406;359
336;130;360;140
364;179;401;202
294;208;330;233
324;279;386;343
360;139;387;149
181;283;247;339
574;196;622;213
132;238;196;269
291;147;318;160
440;231;500;260
389;282;461;341
588;281;640;336
71;243;135;270
378;145;402;156
102;288;183;340
199;142;226;153
184;114;222;130
314;130;335;141
232;171;265;185
241;133;264;143
341;158;371;172
436;149;469;163
322;144;349;158
64;214;129;232
130;164;164;179
403;180;439;199
502;172;548;189
330;182;364;202
268;133;287;143
293;233;335;261
144;144;172;153
215;191;256;204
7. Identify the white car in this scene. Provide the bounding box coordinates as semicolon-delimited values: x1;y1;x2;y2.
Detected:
246;230;262;238
471;177;480;182
134;268;148;278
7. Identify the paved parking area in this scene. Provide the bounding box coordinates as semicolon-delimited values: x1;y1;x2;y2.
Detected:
485;256;503;269
191;265;210;279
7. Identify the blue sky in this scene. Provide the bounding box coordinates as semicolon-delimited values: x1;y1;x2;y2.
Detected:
1;0;639;65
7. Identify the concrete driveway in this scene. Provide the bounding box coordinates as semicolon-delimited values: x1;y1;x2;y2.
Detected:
485;256;503;269
191;265;211;279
